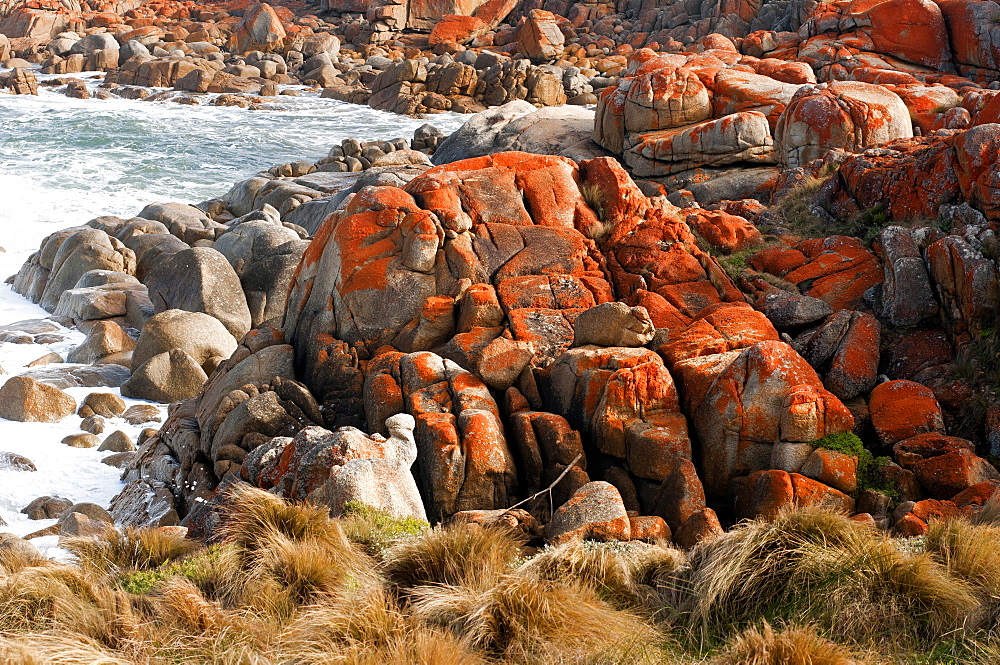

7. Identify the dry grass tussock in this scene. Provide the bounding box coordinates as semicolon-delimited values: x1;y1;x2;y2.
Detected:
411;573;665;664
924;516;1000;620
682;507;982;647
710;622;858;665
7;491;1000;663
380;522;525;593
772;176;829;237
519;540;685;610
63;526;199;576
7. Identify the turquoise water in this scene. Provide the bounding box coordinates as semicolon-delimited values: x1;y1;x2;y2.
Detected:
0;75;468;248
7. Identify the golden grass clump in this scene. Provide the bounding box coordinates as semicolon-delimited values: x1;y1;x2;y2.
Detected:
216;483;351;557
412;574;664;664
710;622;857;665
0;631;136;665
211;484;376;614
519;540;642;608
62;526;199;576
772;176;828;238
629;543;690;615
278;587;485;665
925;516;1000;620
0;561;144;656
6;488;1000;664
380;523;524;593
152;577;230;634
683;507;981;645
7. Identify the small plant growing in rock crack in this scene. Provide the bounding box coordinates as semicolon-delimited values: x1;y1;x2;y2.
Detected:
580;182;616;242
771;176;828;237
813;432;896;498
339;500;429;556
579;182;608;222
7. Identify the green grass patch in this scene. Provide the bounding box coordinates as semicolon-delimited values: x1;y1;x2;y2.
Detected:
813;432;864;457
117;546;224;596
340;501;429;556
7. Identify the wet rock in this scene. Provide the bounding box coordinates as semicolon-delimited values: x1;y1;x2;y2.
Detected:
59;512;111;538
0;452;36;472
62;433;100;448
109;478;179;528
21;496;72;520
78;392;126;418
19;364;130;389
0;68;38;95
98;430;135;453
102;452;136;468
122;404;162;425
80;415;106;434
0;376;75;423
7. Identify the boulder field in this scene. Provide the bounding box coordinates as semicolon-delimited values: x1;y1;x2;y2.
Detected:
0;0;997;130
9;93;1000;546
6;0;1000;546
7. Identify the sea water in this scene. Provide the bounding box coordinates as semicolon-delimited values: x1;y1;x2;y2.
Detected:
0;73;469;543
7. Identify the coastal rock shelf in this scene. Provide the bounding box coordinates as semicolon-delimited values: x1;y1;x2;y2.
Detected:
2;95;996;549
0;0;1000;561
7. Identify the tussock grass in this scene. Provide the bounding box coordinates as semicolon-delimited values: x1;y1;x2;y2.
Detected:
412;574;663;664
0;631;136;664
683;508;981;646
63;526;199;576
4;490;1000;664
0;561;144;656
216;484;350;558
519;540;643;608
579;182;608;222
212;484;375;615
772;176;828;238
925;517;1000;620
710;622;856;665
381;523;524;593
278;586;485;665
153;577;230;634
630;544;690;616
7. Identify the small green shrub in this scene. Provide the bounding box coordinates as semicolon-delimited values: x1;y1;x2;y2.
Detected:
340;501;429;556
812;433;864;458
117;546;223;596
814;433;897;498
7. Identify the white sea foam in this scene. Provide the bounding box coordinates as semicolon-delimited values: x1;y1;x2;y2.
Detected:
0;83;469;541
